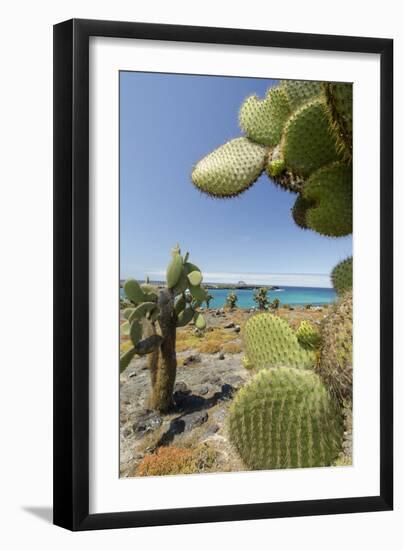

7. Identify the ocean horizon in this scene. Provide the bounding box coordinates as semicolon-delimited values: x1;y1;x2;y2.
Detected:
120;284;336;308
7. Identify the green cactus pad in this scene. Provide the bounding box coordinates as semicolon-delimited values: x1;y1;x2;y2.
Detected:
283;99;340;177
317;291;353;403
122;308;135;320
166;253;184;289
194;312;206;330
124;279;146;304
188;284;207;303
331;257;353;295
323;82;353;162
229;367;343;470
280;80;323;111
303;162;352;237
140;283;159;302
291;194;315;229
120;347;136;374
176;307;195;327
239;87;291;146
129;302;157;322
120;321;130;336
174;295;186;315
130;320;143;347
243;313;315;370
267;158;286;177
296;320;321;350
192;137;267;197
187;270;203;286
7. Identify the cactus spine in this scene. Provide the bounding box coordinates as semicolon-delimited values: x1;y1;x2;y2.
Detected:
120;245;206;413
229;367;343;470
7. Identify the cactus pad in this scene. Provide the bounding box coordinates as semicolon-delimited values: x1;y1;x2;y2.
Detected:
317;291;353;403
323;82;353;162
283;100;340;177
280;79;323;111
296;320;321;350
191;137;267;197
291;194;314;229
331;257;353;295
229;367;343;470
239;87;291;146
303;162;352;237
243;313;315;370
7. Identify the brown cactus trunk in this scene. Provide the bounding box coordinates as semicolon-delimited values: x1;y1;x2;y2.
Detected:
148;289;177;413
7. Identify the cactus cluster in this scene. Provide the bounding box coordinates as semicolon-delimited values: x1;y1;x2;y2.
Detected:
317;290;353;403
242;313;315;371
331;257;353;296
253;287;270;310
191;79;352;238
120;245;207;412
229;367;343;470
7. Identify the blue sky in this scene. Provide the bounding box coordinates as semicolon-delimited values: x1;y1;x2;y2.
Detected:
120;72;352;288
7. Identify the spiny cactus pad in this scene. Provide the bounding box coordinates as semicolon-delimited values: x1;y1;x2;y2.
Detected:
243;313;315;370
291;194;314;229
280;79;323;111
229;367;343;470
296;320;321;350
283;100;341;177
331;257;353;295
303;162;352;237
191;137;267;197
317;291;353;403
239;87;291;146
323;82;353;162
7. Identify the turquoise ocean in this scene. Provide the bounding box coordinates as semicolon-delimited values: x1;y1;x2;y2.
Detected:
120;285;336;308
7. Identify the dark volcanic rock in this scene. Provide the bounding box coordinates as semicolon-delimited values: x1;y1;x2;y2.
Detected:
132;410;162;436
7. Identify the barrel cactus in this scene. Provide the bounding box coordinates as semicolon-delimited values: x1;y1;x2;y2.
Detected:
242;313;315;371
229;367;343;470
331;257;353;296
120;245;207;413
317;290;353;403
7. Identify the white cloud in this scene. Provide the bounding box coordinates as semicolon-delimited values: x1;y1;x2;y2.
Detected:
145;270;331;288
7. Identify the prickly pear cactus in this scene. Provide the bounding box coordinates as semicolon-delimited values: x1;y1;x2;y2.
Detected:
191;137;267;197
120;245;207;412
280;79;323;111
229;367;343;470
283;100;341;177
291;194;314;229
331;257;353;296
323;82;353;162
242;313;315;370
296;320;321;350
239;87;291;146
317;290;353;403
302;162;352;237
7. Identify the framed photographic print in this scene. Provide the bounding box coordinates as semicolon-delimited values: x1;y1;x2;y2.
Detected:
53;19;393;531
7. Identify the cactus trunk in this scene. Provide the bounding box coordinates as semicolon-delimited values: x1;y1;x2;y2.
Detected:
148;288;177;413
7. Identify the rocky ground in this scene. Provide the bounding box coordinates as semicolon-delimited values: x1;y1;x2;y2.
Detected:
120;306;352;477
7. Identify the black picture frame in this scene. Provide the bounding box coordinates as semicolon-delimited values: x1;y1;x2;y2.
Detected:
53;18;393;531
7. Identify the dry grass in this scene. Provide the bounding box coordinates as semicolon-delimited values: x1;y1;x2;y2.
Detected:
222;342;242;354
176;327;236;354
135;444;219;476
